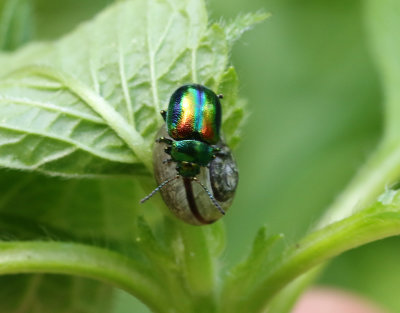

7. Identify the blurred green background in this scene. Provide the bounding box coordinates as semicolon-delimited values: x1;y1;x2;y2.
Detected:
2;0;400;312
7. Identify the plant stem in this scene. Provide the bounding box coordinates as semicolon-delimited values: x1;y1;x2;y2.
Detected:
241;202;400;313
317;141;400;226
264;140;400;313
177;223;218;312
0;241;171;313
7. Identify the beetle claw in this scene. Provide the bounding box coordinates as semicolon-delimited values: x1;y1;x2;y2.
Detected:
160;110;167;121
157;137;173;145
164;147;172;154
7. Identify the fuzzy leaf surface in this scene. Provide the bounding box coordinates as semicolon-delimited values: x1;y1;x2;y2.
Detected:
0;0;247;177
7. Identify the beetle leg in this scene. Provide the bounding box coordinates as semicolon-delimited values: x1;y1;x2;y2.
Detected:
164;146;172;155
213;146;229;158
160;110;167;121
218;94;224;99
212;147;224;158
157;137;173;145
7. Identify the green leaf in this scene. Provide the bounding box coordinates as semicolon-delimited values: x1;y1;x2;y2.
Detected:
0;170;143;245
218;67;247;148
220;11;270;47
221;226;283;312
0;0;246;177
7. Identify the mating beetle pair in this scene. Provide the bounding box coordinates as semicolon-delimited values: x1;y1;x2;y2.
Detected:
141;84;238;225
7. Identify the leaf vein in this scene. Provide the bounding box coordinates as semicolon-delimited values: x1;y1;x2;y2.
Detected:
0;123;135;163
0;96;105;124
146;4;160;113
33;146;78;169
118;42;134;126
154;11;177;56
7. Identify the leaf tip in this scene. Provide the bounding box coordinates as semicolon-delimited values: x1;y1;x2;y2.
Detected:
221;10;271;45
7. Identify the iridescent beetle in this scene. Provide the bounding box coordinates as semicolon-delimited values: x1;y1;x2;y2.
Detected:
141;84;238;225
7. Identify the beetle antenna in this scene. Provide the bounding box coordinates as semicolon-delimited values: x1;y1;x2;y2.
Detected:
193;178;225;215
140;176;179;203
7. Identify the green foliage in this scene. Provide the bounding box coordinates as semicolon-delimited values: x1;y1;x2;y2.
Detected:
0;0;248;176
220;11;271;47
0;0;261;312
0;0;33;50
1;0;400;313
0;275;112;313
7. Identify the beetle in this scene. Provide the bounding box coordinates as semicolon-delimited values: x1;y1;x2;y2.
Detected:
141;84;238;225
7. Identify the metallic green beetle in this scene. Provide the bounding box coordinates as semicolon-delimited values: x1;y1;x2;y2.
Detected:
161;84;222;177
141;84;238;224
